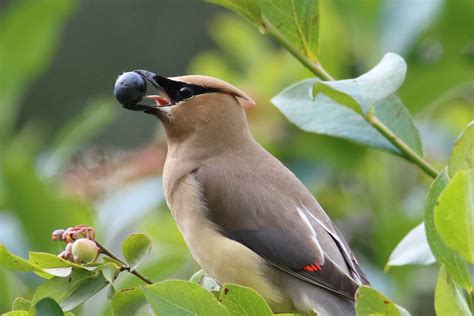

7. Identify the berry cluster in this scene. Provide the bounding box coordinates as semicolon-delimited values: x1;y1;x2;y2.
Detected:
51;224;99;264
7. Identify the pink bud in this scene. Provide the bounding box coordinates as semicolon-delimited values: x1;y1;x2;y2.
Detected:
51;229;66;241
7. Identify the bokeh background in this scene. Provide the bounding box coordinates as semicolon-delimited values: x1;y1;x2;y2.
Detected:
0;0;472;315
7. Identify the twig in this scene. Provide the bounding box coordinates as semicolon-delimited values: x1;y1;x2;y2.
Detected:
95;241;153;285
366;112;438;178
262;18;334;81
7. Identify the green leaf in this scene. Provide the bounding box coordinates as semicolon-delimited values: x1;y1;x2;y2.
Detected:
3;311;29;316
143;280;229;315
355;285;404;316
0;0;76;138
122;233;152;272
189;269;221;292
12;297;31;311
435;265;471;316
111;287;148;316
34;297;64;316
312;53;407;114
386;222;435;269
273;79;387;150
272;79;422;156
102;262;120;284
189;269;206;284
312;82;363;114
210;0;319;61
434;170;474;263
0;244;57;279
107;284;116;300
372;95;423;156
31;268;109;312
219;284;273;316
259;0;320;61
29;252;86;277
208;0;262;25
449;121;474;177
424;169;472;291
0;244;44;273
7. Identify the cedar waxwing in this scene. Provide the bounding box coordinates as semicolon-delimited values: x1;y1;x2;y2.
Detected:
114;70;370;316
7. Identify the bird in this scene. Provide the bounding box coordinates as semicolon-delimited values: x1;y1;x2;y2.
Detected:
114;70;370;315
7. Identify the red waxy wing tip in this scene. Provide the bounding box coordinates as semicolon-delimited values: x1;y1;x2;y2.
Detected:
303;264;322;272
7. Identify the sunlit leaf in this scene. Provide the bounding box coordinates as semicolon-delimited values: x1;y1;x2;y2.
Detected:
210;0;320;61
386;222;435;269
190;270;221;292
2;311;29;316
189;269;206;284
31;268;109;312
111;287;148;316
355;285;408;316
273;79;422;156
29;252;85;270
102;262;120;284
0;244;54;279
219;284;273;316
434;170;474;263
435;265;471;316
448;121;474;177
34;297;63;316
0;244;42;273
424;169;472;290
313;53;407;114
259;0;319;60
12;297;31;311
143;280;229;315
208;0;262;25
122;233;152;272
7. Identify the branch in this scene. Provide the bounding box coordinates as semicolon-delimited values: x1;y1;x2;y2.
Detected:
366;112;438;178
263;18;438;178
263;18;334;81
95;241;153;285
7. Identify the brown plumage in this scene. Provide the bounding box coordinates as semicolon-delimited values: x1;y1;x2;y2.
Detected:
129;72;369;315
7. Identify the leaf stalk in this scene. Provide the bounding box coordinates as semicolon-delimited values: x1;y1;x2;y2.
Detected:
264;17;438;178
95;241;153;285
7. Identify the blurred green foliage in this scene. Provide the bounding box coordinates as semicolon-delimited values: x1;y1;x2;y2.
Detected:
0;0;473;315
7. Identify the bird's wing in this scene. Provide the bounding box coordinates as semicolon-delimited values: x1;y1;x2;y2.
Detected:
195;156;368;300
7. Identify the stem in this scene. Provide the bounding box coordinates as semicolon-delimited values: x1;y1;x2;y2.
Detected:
263;18;334;81
263;17;439;178
367;112;438;178
95;241;153;285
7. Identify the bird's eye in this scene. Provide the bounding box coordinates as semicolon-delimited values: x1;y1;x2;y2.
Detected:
178;86;194;100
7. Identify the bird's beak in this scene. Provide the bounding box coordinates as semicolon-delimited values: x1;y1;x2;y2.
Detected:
134;70;174;109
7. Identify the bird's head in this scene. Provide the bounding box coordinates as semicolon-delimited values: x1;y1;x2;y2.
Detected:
114;70;255;143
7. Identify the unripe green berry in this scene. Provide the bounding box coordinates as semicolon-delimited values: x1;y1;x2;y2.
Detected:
72;238;99;264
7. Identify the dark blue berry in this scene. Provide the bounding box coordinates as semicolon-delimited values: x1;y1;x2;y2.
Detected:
114;72;147;107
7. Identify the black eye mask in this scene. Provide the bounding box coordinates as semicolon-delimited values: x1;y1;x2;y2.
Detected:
114;70;221;112
150;73;221;103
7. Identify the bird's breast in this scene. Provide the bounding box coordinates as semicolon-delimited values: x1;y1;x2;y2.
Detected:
164;172;285;306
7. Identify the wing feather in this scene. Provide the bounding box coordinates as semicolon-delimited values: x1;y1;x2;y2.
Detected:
195;153;369;300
